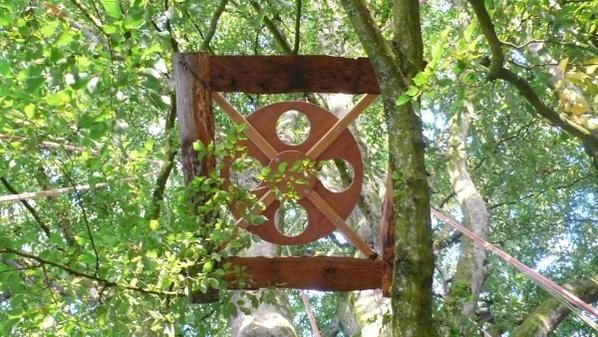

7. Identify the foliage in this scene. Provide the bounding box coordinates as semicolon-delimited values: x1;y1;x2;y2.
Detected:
0;0;596;336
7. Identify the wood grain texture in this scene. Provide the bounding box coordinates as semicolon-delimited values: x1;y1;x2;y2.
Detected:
223;256;383;291
174;53;215;184
208;55;380;94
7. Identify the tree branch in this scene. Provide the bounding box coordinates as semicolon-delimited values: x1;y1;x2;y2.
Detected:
445;100;490;320
148;93;178;220
495;68;598;158
511;276;598;337
250;1;293;54
0;174;154;203
63;168;100;277
0;247;179;297
292;0;302;55
199;0;229;51
466;0;504;78
434;230;462;252
341;1;434;336
466;0;598;164
340;0;407;89
0;177;51;238
70;0;105;34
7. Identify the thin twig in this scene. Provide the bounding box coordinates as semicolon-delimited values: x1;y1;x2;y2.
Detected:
70;0;104;33
250;1;293;53
0;264;40;274
0;134;162;166
437;191;455;209
41;264;58;304
292;0;302;55
199;0;229;51
488;176;588;210
163;0;180;51
0;177;51;238
0;173;156;203
148;94;178;220
501;39;544;49
0;247;179;297
61;163;100;277
300;290;321;337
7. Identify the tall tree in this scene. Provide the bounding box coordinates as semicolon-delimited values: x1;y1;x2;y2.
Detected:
0;1;595;336
340;1;434;336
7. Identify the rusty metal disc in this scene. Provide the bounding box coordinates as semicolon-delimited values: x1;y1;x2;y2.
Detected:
222;101;363;245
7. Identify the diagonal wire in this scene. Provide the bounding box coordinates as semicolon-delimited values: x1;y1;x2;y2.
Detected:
431;206;598;326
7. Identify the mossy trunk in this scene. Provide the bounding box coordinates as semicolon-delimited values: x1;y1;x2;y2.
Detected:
510;276;598;337
341;1;434;336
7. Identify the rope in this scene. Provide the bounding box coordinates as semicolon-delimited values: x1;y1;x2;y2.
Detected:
431;206;598;322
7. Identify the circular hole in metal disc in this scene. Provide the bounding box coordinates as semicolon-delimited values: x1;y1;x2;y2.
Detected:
317;158;354;193
276;110;311;146
274;201;308;237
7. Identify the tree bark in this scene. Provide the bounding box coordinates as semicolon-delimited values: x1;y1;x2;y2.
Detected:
445;100;490;331
230;242;297;337
510;276;598;337
323;92;392;337
341;1;434;336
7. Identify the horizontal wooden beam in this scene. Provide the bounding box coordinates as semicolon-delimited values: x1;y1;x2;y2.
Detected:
223;256;383;292
207;55;380;94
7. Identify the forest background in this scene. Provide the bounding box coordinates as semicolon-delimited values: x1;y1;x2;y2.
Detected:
0;0;596;336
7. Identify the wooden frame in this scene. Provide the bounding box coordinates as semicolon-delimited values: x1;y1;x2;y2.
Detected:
208;55;380;94
174;54;393;297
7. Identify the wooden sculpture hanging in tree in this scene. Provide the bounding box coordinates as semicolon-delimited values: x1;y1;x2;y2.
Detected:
173;54;392;297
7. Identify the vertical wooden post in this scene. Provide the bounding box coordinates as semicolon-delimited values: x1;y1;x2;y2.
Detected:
174;53;218;300
380;170;394;297
173;53;215;185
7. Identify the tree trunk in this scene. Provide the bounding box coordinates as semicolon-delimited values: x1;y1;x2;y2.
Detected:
321;94;392;337
341;1;434;336
510;276;598;337
230;243;298;337
446;103;490;308
444;100;490;333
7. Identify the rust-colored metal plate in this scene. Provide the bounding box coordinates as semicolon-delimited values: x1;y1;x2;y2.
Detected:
222;101;363;245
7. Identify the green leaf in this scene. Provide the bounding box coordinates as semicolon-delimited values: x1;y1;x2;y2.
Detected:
277;162;288;173
55;31;74;47
202;261;214;274
25;76;45;93
24;104;35;118
44;91;70;106
40;22;58;37
79;114;96;129
123;8;145;30
464;21;477;42
413;72;427;87
0;60;9;76
0;9;11;27
101;0;122;19
149;219;159;231
395;93;410;106
406;85;419;97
